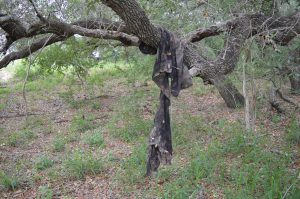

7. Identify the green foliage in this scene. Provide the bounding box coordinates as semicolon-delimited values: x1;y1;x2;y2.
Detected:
59;90;84;109
192;79;215;97
83;129;105;148
37;186;53;199
35;155;54;171
35;37;97;76
286;116;300;144
0;87;10;96
0;171;19;191
70;114;95;133
117;143;147;185
107;89;155;142
52;135;66;152
0;127;4;134
63;149;103;179
6;130;36;147
7;132;21;147
13;76;63;93
123;53;154;83
91;102;101;110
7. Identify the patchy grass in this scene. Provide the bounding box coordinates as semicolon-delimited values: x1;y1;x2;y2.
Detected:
5;130;36;147
107;89;156;142
192;78;215;97
286;115;300;144
116;142;148;186
52;134;66;152
37;186;53;199
1;61;299;198
59;90;84;109
35;155;54;171
83;129;105;148
70;114;96;133
62;149;103;179
0;171;19;191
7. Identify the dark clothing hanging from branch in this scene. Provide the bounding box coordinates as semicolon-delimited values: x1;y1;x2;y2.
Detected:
146;29;192;176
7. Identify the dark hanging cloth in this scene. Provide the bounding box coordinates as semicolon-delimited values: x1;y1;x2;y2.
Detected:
146;29;192;176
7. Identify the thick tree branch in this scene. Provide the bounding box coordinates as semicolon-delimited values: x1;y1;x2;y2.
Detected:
188;12;300;79
0;27;139;69
0;12;131;54
0;35;68;69
184;24;227;43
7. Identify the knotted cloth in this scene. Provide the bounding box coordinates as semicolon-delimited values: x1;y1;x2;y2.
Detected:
146;29;193;176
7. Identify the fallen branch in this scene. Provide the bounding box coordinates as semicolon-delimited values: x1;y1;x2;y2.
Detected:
0;112;43;119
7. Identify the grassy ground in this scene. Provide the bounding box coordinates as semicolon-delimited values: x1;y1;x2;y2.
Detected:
0;60;300;199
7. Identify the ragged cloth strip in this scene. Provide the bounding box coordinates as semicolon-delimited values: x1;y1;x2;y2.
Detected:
146;29;193;176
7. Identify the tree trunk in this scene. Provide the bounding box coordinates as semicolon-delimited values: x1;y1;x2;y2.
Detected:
212;76;245;108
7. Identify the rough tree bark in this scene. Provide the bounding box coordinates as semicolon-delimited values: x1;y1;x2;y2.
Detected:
212;76;245;108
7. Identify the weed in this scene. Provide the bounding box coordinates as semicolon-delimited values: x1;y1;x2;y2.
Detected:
70;115;95;133
0;103;7;111
22;130;36;139
35;155;54;171
59;90;84;109
0;171;19;191
25;118;44;128
117;143;147;185
63;149;103;179
83;130;105;148
91;102;101;110
286;116;300;144
52;135;66;152
271;115;281;124
192;79;215;97
7;132;22;147
107;89;155;142
0;87;10;96
37;186;53;199
14;76;63;92
6;130;36;146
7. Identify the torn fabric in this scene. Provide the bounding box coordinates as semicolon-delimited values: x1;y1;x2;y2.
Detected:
146;29;192;176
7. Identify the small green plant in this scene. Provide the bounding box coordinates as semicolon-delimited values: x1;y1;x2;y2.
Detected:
6;130;36;147
59;90;83;109
37;186;53;199
91;102;101;110
286;116;300;144
0;171;19;191
271;115;281;124
35;155;54;171
52;135;66;152
22;130;36;139
63;149;103;179
70;115;95;133
0;103;7;111
83;130;105;148
117;143;147;185
7;132;22;147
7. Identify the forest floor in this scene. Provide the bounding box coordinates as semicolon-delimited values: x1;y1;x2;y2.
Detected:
0;62;300;199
